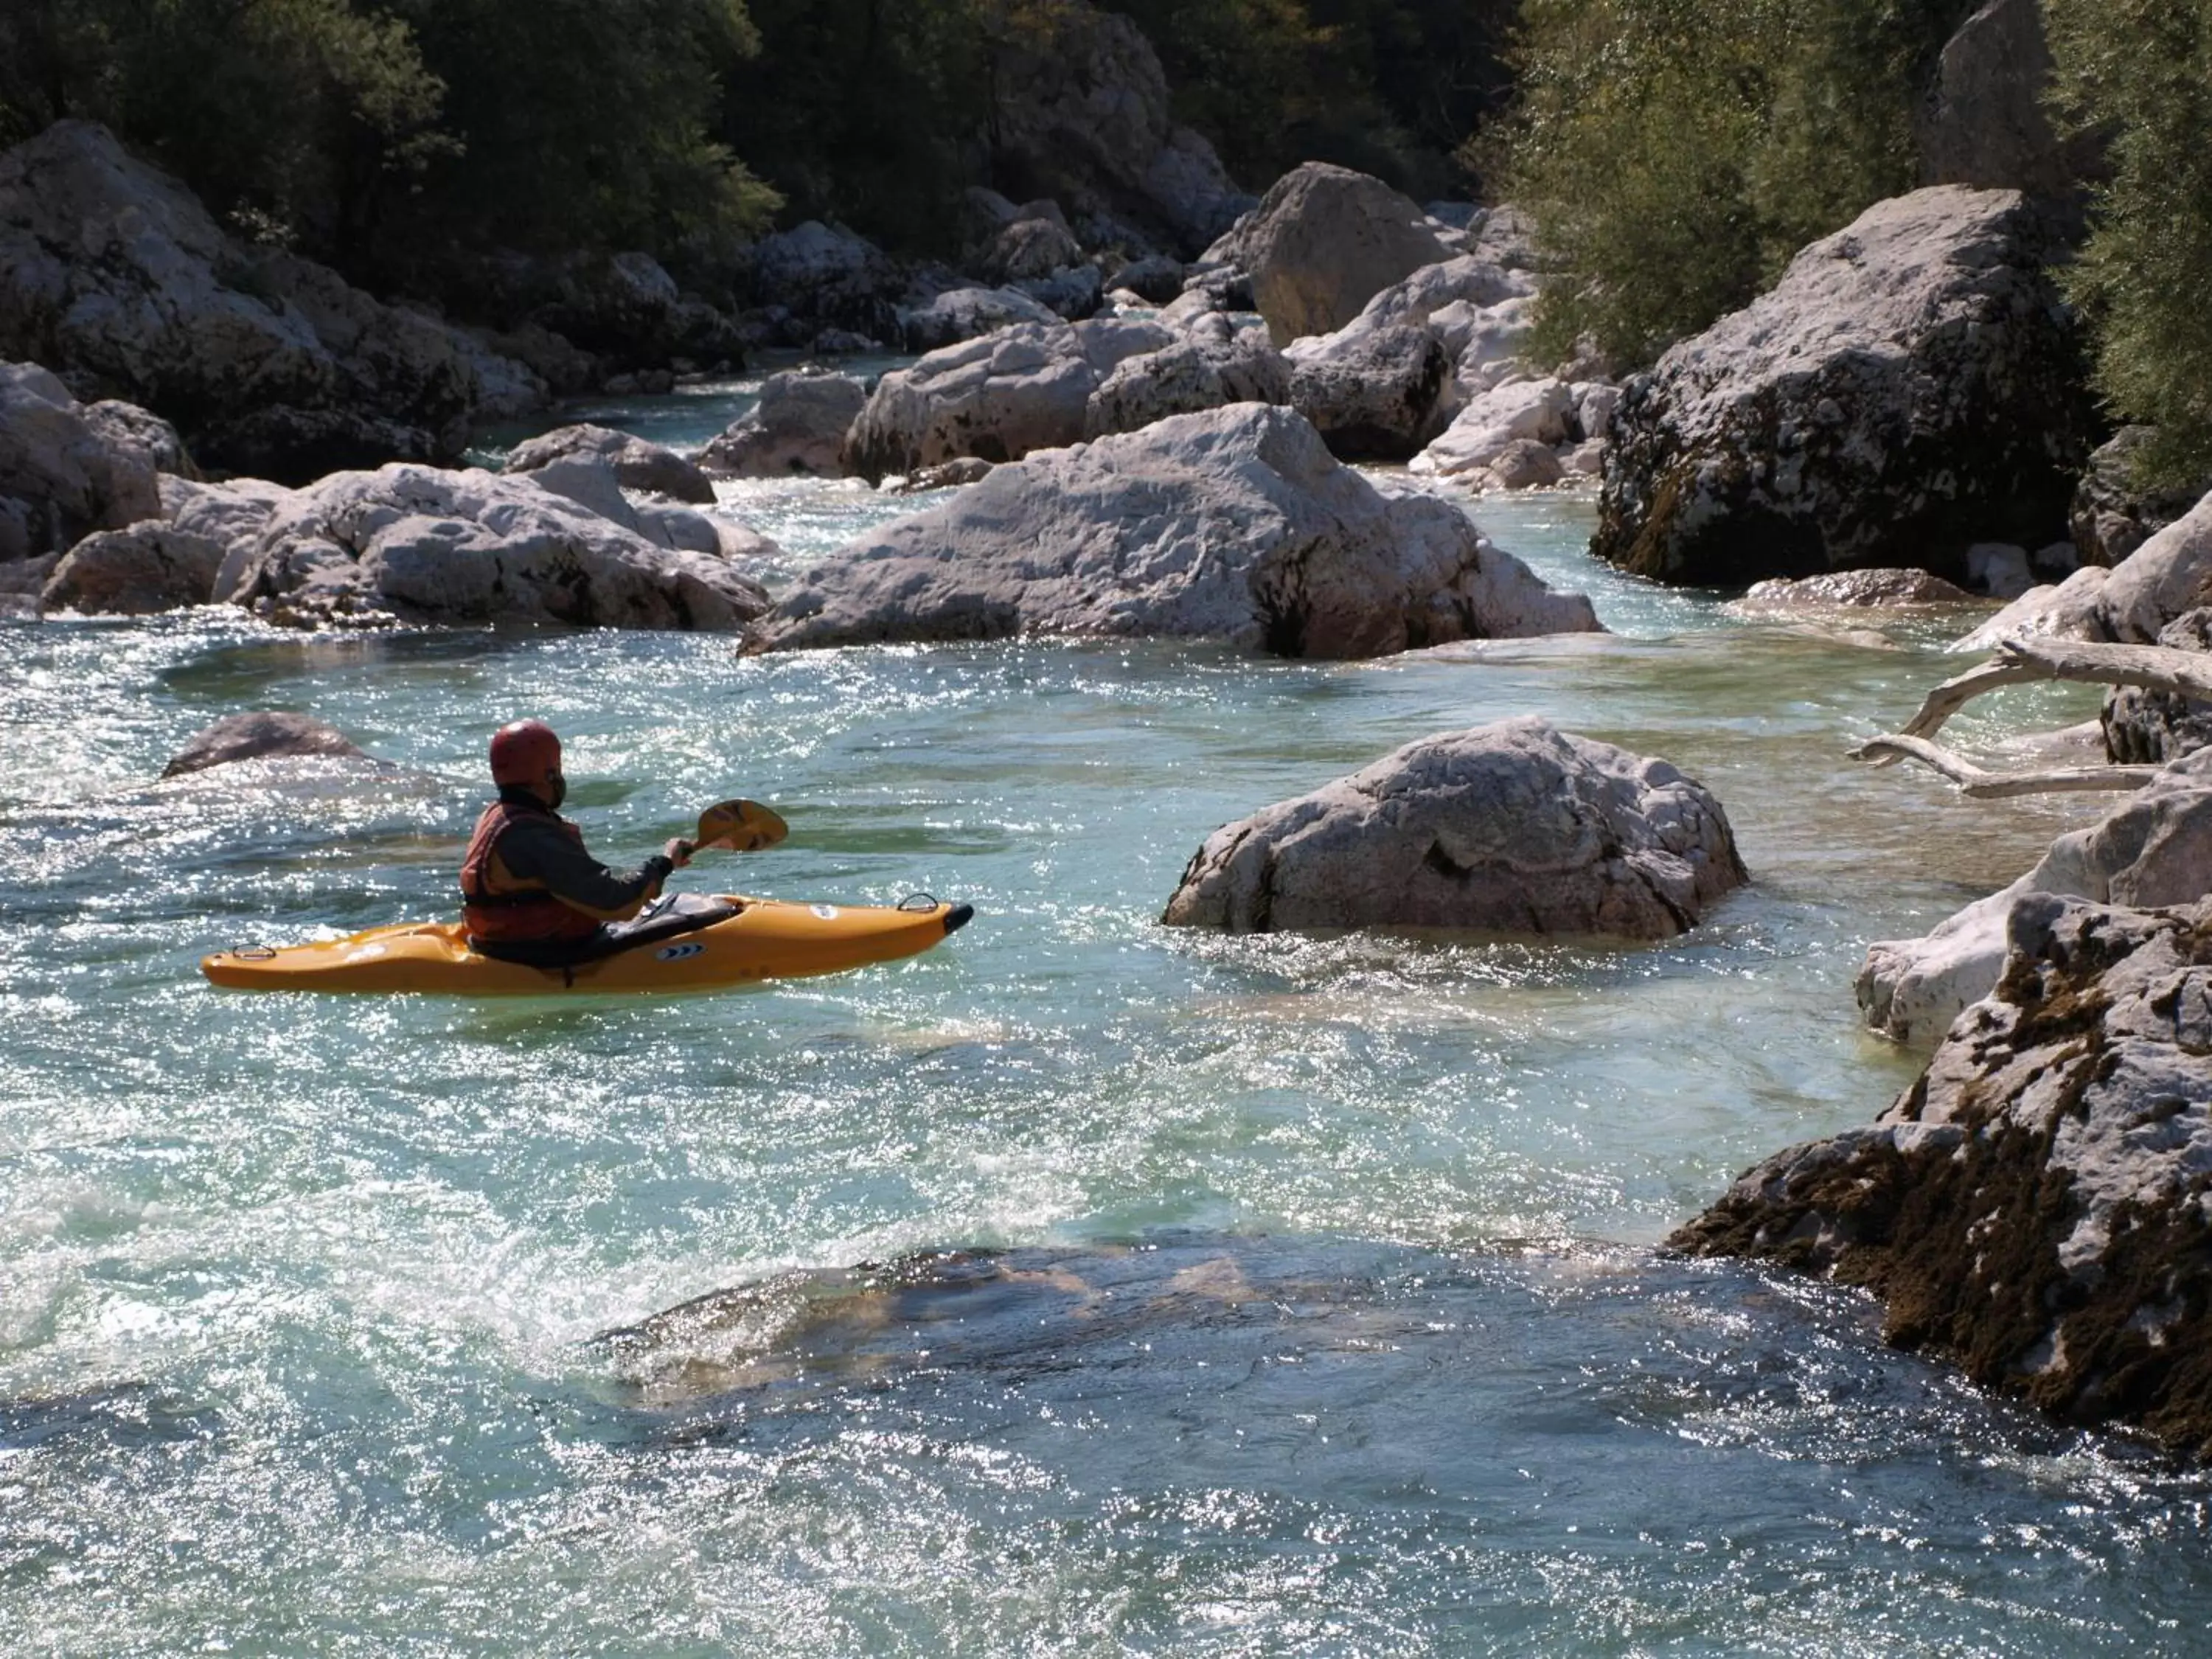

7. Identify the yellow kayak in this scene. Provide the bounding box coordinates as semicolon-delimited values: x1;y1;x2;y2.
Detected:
201;893;974;994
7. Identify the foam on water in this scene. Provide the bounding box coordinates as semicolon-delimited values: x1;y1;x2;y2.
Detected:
4;462;2207;1653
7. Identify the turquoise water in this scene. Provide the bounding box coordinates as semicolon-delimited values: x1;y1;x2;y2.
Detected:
4;397;2207;1653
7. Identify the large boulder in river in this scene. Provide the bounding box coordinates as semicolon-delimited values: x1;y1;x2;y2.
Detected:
0;122;543;481
1161;717;1746;936
41;521;223;614
1229;164;1456;346
1681;888;2212;1457
699;371;867;479
161;474;296;598
162;712;369;777
1856;750;2212;1046
748;403;1601;658
0;361;160;558
842;318;1174;482
514;455;772;563
227;464;770;630
1595;187;2098;588
504;423;714;504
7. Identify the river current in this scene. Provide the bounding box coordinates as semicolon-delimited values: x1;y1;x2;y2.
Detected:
4;374;2208;1654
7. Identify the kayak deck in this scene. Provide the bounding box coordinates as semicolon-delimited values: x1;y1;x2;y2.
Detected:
201;894;973;994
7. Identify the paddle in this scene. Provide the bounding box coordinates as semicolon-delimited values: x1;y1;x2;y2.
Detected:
686;798;789;856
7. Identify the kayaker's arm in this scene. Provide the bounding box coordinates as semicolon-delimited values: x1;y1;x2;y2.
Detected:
495;815;675;922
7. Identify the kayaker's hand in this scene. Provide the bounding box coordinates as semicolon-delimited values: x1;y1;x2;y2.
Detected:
665;837;694;869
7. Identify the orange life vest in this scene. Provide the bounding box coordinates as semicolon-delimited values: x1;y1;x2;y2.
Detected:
458;798;602;944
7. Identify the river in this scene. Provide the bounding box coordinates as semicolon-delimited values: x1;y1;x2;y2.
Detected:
4;373;2207;1654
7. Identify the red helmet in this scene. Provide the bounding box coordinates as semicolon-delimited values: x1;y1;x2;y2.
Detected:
489;719;562;787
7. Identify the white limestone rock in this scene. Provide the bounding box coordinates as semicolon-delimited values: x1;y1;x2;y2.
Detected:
228;464;770;630
504;422;714;504
751;404;1602;658
699;371;868;479
1160;717;1746;936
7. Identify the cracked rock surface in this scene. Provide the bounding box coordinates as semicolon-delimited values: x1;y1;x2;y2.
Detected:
1159;716;1746;936
1678;891;2212;1457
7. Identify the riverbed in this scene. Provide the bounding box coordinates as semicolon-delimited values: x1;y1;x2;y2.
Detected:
4;376;2206;1654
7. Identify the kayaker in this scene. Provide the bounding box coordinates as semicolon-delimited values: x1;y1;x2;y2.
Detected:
459;720;693;956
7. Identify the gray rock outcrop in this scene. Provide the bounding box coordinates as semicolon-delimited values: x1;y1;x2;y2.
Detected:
1284;323;1454;461
1226;164;1455;345
0;122;543;480
751;404;1601;658
2071;428;2211;570
1682;889;2212;1457
699;371;867;479
1857;751;2212;1045
899;286;1062;354
1916;0;2107;202
2104;610;2212;766
740;220;903;348
515;456;771;563
226;464;769;630
41;522;223;614
1595;187;2098;588
1161;717;1746;937
1964;489;2212;650
503;423;714;503
0;362;160;558
842;318;1174;481
162;712;371;777
980;0;1251;256
161;474;296;597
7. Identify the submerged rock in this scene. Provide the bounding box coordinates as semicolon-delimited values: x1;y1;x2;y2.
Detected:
228;463;768;630
162;712;369;777
1160;717;1745;937
504;423;714;504
1730;569;1978;615
1681;890;2212;1458
1857;751;2212;1045
1595;187;2097;587
750;404;1600;658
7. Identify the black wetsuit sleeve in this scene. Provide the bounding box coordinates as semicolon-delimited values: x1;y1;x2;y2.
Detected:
495;816;672;922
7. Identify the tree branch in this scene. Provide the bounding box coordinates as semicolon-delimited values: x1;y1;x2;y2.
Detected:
1849;735;2164;798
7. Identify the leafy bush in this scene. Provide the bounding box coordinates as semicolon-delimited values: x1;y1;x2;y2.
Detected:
2047;0;2212;482
1492;0;1969;369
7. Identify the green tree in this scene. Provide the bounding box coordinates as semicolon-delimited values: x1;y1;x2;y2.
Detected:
1492;0;1967;369
2046;0;2212;481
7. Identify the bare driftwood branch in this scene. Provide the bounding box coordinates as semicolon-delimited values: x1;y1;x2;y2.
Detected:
1848;735;2164;798
1898;636;2212;742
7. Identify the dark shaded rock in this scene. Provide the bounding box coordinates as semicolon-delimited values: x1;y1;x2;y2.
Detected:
984;218;1086;284
2072;427;2212;569
0;122;543;481
1287;323;1454;461
1596;187;2099;588
2104;609;2212;766
1161;717;1745;937
1683;891;2212;1458
887;456;996;495
1917;0;2107;203
163;712;369;776
741;221;903;347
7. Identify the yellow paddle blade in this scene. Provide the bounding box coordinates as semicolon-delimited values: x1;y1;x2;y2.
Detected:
692;798;788;854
